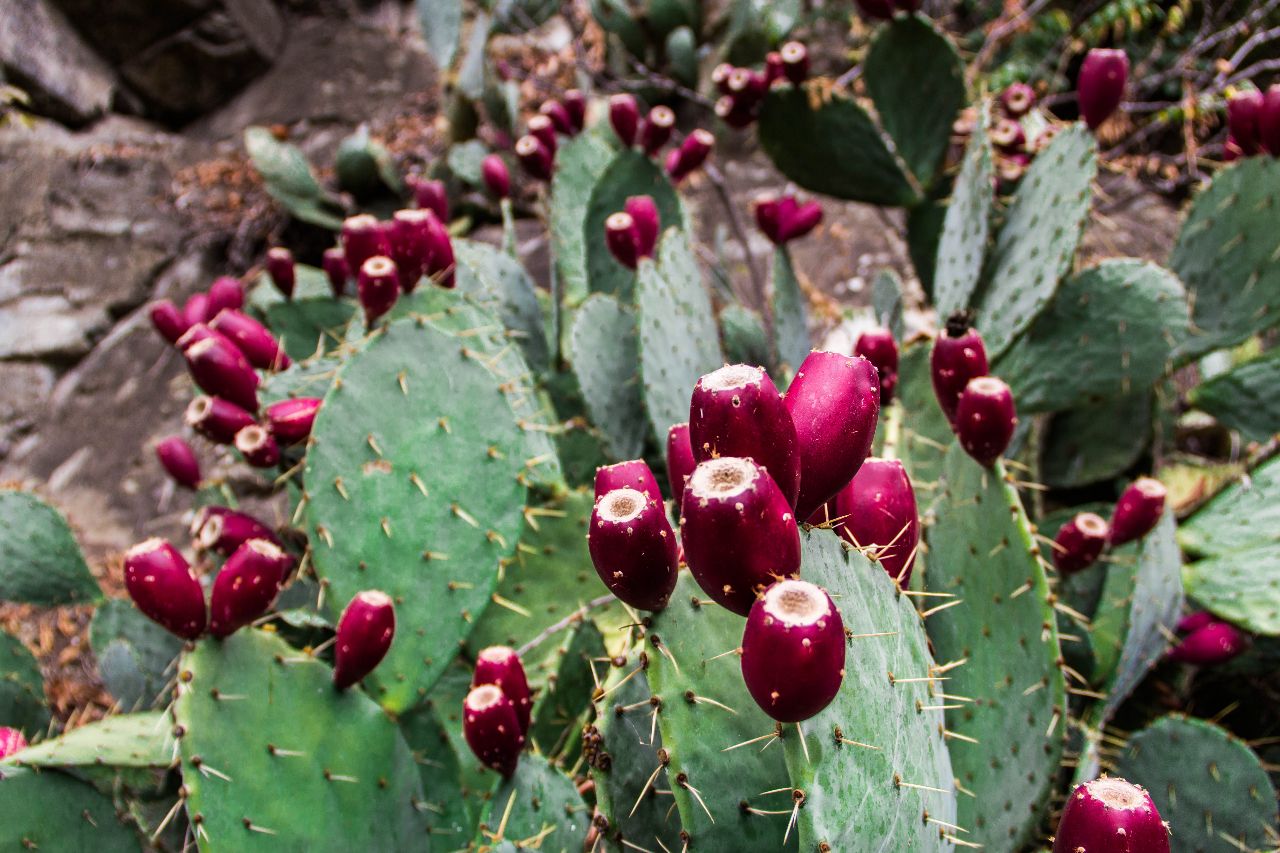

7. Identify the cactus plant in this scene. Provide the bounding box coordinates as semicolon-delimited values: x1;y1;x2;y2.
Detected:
0;489;100;606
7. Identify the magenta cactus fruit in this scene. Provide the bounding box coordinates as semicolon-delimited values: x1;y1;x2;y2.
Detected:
605;212;641;270
150;299;189;345
1227;89;1264;155
1077;48;1129;130
208;538;293;638
1168;618;1248;666
124;538;207;640
832;458;919;587
1052;512;1109;576
741;579;845;722
527;115;558;156
1108;477;1167;546
209;309;290;371
196;508;279;555
342;214;392;278
689;363;801;508
412;178;449;221
564;89;587;133
265;247;296;300
1053;777;1170;853
481;154;511;199
784;351;881;520
358;256;401;327
854;327;899;406
0;728;27;760
333;590;396;689
184;334;260;412
640;106;675;155
175;322;231;353
472;646;532;735
726;68;765;105
931;313;990;425
755;194;822;244
990;117;1027;151
516;134;554;181
588;487;679;612
715;94;757;129
207;276;244;316
1000;82;1036;117
423;210;456;288
665;422;696;510
184;292;211;327
593;459;663;503
234;425;281;468
609;94;640;147
463;684;525;777
625;195;660;259
539;100;574;136
1258;85;1280;156
265;397;322;445
1177;611;1216;635
955;376;1017;468
388;209;434;292
155;436;201;489
779;41;809;85
679;457;801;616
666;129;714;182
322;247;349;296
185;396;256;444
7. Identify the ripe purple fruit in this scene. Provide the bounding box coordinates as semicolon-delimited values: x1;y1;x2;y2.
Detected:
208;538;293;638
593;459;663;503
1000;82;1035;118
854;327;899;405
564;90;587;133
666;422;696;510
323;247;349;297
196;508;279;556
422;211;456;288
755;194;823;244
333;590;396;689
527;115;558;156
955;376;1017;468
1053;777;1170;853
665;129;714;183
358;256;401;327
463;684;525;777
150;299;189;345
207;276;244;316
412;178;449;221
588;487;679;612
389;209;434;292
1168;618;1248;666
234;425;281;468
640;106;675;155
1108;477;1166;546
0;728;26;760
186;396;256;444
680;457;800;616
931;313;989;425
990;118;1026;152
832;458;919;587
342;214;392;278
124;538;207;640
609;94;640;148
184;292;211;327
184;334;260;412
516;134;554;181
784;351;881;521
265;247;295;300
1260;85;1280;156
625;195;660;259
689;364;801;508
265;397;322;445
779;41;809;85
209;309;290;371
539;100;575;136
1077;48;1129;130
1052;512;1109;576
473;646;532;735
741;579;845;722
481;154;511;200
605;212;641;270
1227;89;1264;155
155;436;201;489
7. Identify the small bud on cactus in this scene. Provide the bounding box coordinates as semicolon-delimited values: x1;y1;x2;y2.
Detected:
184;292;211;327
726;68;765;106
463;684;525;777
931;312;989;425
358;256;401;327
412;178;450;221
333;590;396;689
594;459;663;503
564;90;587;133
208;538;293;638
124;538;207;640
265;397;322;445
779;41;809;85
755;194;822;244
265;248;295;300
625;195;660;259
1108;477;1166;546
184;335;260;412
854;327;899;405
473;646;532;734
1258;85;1280;156
689;364;801;508
832;458;919;587
990;118;1027;152
785;351;881;520
342;214;392;279
1077;48;1129;130
1000;82;1036;118
1168;618;1248;666
605;212;641;270
666;129;714;182
609;94;640;147
665;423;696;510
955;376;1017;467
1052;513;1108;575
516;135;554;181
1053;777;1170;853
185;396;256;444
322;247;349;297
741;579;845;722
150;299;189;345
539;100;574;136
588;487;679;611
680;457;801;616
0;728;26;760
207;276;244;316
197;508;279;556
640;106;675;155
209;309;290;371
527;115;558;156
234;425;281;468
481;154;511;199
155;436;201;489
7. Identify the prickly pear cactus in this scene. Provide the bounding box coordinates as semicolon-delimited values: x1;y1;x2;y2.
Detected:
0;630;50;737
1041;393;1153;488
455;240;551;374
933;108;993;318
585;150;685;300
771;246;810;376
718;304;772;368
5;711;174;795
894;343;955;500
90;598;184;713
527;618;604;759
570;295;647;460
0;489;100;606
0;765;141;850
551;131;617;305
1189;348;1280;442
475;753;590;851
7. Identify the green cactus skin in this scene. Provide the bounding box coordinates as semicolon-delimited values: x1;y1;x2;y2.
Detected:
771;246;810;377
925;444;1067;851
305;317;529;712
0;765;141;850
526;620;604;763
718;305;773;368
570;295;647;460
476;753;590;852
90;599;184;714
4;711;175;796
0;489;100;606
173;630;429;850
1113;715;1278;853
455;240;551;375
1041;393;1154;489
248;264;355;361
783;530;957;853
397;701;478;844
975;124;1097;358
259;353;345;408
1180;456;1280;560
1189;347;1280;442
894;342;956;507
550;133;620;303
335;125;402;199
872;268;907;341
0;629;51;738
244;127;345;230
933;107;994;318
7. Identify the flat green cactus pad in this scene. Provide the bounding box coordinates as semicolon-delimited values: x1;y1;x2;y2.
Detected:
933;107;993;318
244;127;345;230
0;765;140;851
397;702;478;844
550;147;616;299
925;444;1066;851
89;598;184;713
570;294;647;459
894;342;955;507
477;753;590;852
0;489;99;606
174;630;429;850
305;317;528;711
528;619;605;760
771;246;810;376
1041;393;1153;488
873;268;906;341
1179;456;1280;559
455;239;550;374
1113;715;1278;853
258;353;343;407
719;304;772;368
0;629;50;738
784;530;957;852
260;268;357;361
5;711;175;795
1189;348;1280;441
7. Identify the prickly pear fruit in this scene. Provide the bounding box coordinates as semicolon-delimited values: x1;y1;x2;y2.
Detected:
184;292;211;327
155;436;201;490
527;115;558;156
333;590;396;689
605;212;641;270
481;154;511;199
0;728;26;760
854;327;899;406
853;0;895;20
124;538;207;640
463;684;525;777
1227;89;1264;155
690;364;801;508
1261;85;1280;156
609;94;640;147
516;134;554;181
266;247;296;300
208;538;293;638
665;129;714;182
209;309;290;371
784;351;881;520
207;276;244;315
234;425;281;468
666;422;696;510
358;256;401;327
741;579;845;722
990;117;1027;152
1052;512;1109;576
1000;82;1035;118
150;299;189;345
1077;48;1129;130
1168;618;1248;666
779;41;808;85
185;396;256;445
625;195;660;259
184;335;260;412
955;376;1017;467
411;178;449;221
931;312;989;425
539;100;574;136
640;106;675;155
832;458;919;587
388;209;434;292
680;457;800;616
1052;777;1170;853
196;508;279;555
1108;477;1166;546
323;247;349;296
564;90;586;132
473;646;532;735
265;397;322;445
342;214;392;278
588;487;679;612
422;210;455;289
593;460;662;503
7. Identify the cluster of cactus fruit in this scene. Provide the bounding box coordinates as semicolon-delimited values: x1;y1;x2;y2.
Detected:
3;7;1280;852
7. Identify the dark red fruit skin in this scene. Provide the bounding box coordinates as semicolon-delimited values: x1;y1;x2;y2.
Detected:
1227;89;1265;155
1261;85;1280;156
342;214;392;280
333;590;396;689
463;685;525;777
609;94;639;147
784;351;881;521
1053;777;1170;853
689;364;801;508
931;315;990;425
234;426;281;468
389;209;434;292
1168;619;1248;665
196;509;280;556
124;538;207;640
1108;477;1167;546
1177;611;1216;634
156;436;201;489
1078;48;1129;130
955;376;1017;468
587;487;679;612
833;458;919;587
779;41;808;85
517;135;554;181
266;247;295;300
665;423;696;510
208;538;292;638
625;195;660;259
358;256;401;326
422;211;456;288
1000;82;1035;118
323;247;349;297
640;107;675;155
481;154;511;200
539;100;574;136
777;200;822;242
184;335;261;412
593;460;663;503
854;327;899;406
265;397;322;445
679;458;801;616
411;178;449;221
210;309;290;371
186;396;256;445
472;646;532;734
666;129;714;182
1053;512;1109;575
564;90;587;132
741;579;845;722
150;299;189;345
184;292;212;327
0;728;27;760
853;0;895;19
605;212;640;270
207;277;244;316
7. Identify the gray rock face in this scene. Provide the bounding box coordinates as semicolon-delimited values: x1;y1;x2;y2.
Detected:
0;0;115;126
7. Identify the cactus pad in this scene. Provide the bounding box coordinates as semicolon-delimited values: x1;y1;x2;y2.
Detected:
396;703;478;844
570;295;647;460
585;150;684;300
455;239;551;374
6;711;174;795
1189;348;1280;441
1041;393;1153;488
550;121;616;304
771;246;810;376
933;108;993;318
90;598;184;713
0;629;50;738
528;619;604;759
895;343;955;501
0;489;99;606
0;765;140;850
477;753;589;851
719;305;772;368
